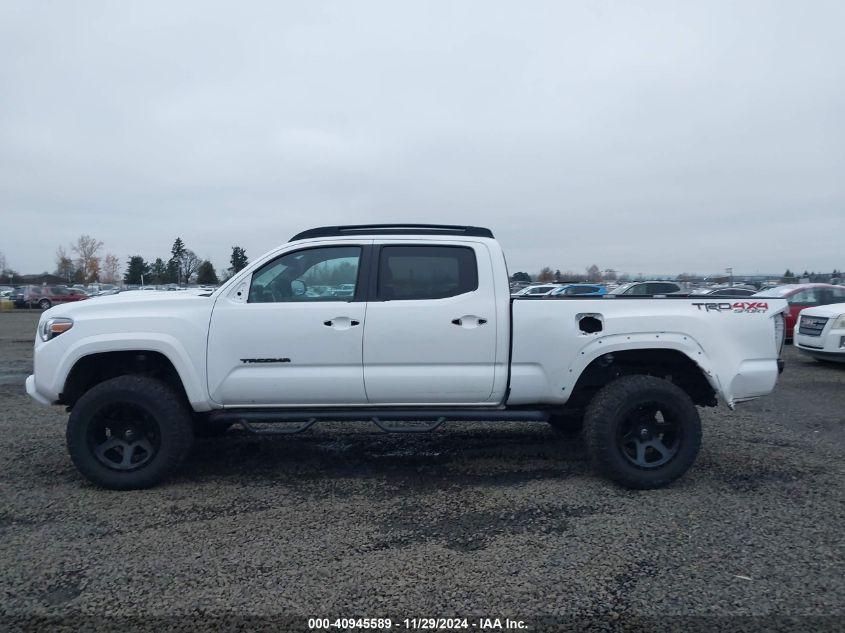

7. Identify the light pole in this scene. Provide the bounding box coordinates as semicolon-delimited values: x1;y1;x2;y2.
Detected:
726;267;733;286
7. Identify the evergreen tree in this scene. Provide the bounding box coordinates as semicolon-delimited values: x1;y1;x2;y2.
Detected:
170;237;186;261
169;237;187;284
196;260;219;285
229;246;248;274
124;256;150;285
165;259;180;284
149;258;167;284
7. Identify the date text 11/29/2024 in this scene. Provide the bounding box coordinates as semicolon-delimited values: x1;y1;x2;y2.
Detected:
307;617;527;630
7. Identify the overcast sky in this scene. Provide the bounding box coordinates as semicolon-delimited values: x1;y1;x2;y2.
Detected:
1;0;843;278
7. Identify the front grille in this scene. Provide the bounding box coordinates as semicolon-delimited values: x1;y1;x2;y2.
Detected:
799;315;828;337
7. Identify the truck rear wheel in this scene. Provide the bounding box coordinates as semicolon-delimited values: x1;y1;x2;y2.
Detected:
66;376;194;490
584;375;701;489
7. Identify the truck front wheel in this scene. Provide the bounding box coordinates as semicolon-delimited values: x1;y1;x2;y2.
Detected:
584;375;701;489
66;376;194;490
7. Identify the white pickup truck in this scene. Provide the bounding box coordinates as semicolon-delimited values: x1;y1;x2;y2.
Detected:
27;224;787;490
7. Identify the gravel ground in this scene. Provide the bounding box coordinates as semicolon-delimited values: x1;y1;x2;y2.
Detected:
1;310;843;630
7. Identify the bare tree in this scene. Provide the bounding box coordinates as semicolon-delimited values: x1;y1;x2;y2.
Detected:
55;246;75;282
537;267;555;283
102;253;121;283
179;249;201;284
585;264;602;282
71;235;103;283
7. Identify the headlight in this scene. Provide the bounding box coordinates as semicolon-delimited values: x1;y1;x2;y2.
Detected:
39;317;73;342
832;314;845;329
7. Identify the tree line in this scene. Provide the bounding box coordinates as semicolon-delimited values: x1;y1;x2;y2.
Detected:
511;264;620;284
123;239;249;286
46;236;249;286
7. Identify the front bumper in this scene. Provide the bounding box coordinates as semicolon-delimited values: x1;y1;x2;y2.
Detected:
795;326;845;358
26;375;52;406
794;345;845;362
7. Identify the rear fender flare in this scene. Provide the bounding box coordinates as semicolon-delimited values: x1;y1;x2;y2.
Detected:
567;332;721;396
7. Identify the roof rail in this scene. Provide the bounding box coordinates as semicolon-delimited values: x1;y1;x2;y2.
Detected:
289;224;494;241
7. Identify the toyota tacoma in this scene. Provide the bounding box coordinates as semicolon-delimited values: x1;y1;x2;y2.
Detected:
26;224;787;490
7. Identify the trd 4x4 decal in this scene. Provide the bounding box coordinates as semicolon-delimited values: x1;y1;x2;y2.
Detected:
692;301;769;313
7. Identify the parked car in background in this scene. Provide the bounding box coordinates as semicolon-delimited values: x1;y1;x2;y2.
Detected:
793;303;845;363
512;284;560;297
549;284;606;296
692;286;757;297
12;285;89;309
12;286;42;308
86;284;120;296
755;284;845;339
609;281;682;296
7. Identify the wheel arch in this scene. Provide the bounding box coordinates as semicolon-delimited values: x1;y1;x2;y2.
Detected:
566;335;719;410
60;346;207;411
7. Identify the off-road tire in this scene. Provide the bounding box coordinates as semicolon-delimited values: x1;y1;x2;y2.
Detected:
66;375;194;490
547;412;584;437
584;375;702;489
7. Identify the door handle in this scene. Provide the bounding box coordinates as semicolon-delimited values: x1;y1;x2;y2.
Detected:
451;316;488;328
324;317;360;329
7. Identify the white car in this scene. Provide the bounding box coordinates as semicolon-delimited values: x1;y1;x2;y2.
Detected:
794;303;845;363
512;284;559;297
27;224;787;490
609;281;682;296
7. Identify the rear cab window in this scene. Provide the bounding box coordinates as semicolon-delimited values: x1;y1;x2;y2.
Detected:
376;245;478;300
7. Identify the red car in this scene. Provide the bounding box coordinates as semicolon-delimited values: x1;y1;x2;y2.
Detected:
756;284;845;339
12;285;90;310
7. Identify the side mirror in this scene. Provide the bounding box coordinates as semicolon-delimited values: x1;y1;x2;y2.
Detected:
291;280;307;296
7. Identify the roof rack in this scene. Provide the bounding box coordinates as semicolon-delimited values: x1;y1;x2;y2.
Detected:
289;224;494;241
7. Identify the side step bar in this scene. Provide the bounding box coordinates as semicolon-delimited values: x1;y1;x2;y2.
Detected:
208;408;550;435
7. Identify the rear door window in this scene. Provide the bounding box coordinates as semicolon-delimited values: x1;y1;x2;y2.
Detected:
377;245;478;300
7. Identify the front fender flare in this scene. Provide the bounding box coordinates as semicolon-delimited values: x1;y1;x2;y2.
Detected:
56;333;212;412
